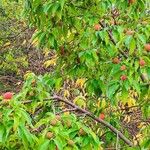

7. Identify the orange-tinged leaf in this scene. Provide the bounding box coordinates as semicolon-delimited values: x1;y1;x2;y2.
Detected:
97;98;106;108
138;122;146;129
43;48;50;57
63;90;70;98
3;42;11;47
123;115;131;123
75;78;86;88
24;71;34;79
44;58;57;68
122;97;136;107
32;38;39;46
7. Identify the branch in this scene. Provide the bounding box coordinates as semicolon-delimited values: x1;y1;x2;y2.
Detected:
56;108;77;115
99;21;128;58
49;95;133;146
21;95;133;146
99;21;149;84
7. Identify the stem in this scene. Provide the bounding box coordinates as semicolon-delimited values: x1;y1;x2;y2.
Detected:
56;108;77;115
51;95;134;146
21;95;134;146
99;21;128;58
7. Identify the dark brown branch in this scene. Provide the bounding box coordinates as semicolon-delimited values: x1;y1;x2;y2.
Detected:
140;73;150;83
116;105;139;112
32;106;43;118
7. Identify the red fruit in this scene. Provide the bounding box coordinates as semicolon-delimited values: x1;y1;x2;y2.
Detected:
120;75;127;81
3;92;13;100
144;44;150;52
99;113;105;120
129;0;136;4
139;59;145;67
94;24;101;31
112;57;120;64
120;65;126;71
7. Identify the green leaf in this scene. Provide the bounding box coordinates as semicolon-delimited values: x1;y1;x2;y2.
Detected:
73;96;86;108
129;38;136;55
13;114;20;131
20;108;32;124
107;82;120;99
44;3;52;14
82;137;90;147
137;34;146;44
124;36;132;48
60;0;65;9
51;3;60;15
55;77;62;91
39;32;46;45
0;123;5;143
31;30;43;41
18;124;34;147
38;140;50;150
54;137;64;150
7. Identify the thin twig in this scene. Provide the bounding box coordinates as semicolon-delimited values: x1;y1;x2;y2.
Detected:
116;131;120;150
56;108;77;115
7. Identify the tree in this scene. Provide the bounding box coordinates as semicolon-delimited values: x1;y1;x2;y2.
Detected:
0;0;150;149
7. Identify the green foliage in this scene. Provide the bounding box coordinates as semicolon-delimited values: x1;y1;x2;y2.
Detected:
0;0;150;149
23;0;150;101
0;74;103;150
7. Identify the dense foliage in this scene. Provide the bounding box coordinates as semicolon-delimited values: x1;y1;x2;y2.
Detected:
23;0;150;103
0;0;150;149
